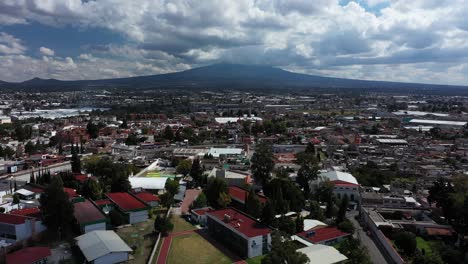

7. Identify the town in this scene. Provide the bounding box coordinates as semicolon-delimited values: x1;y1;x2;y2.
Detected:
0;88;466;264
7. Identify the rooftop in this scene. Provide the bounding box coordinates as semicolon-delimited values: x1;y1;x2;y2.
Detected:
6;247;51;264
75;230;132;261
9;207;41;218
297;244;347;264
206;208;272;238
0;213;27;225
106;192;148;212
134;191;160;203
74;199;106;225
228;186;267;204
297;227;350;244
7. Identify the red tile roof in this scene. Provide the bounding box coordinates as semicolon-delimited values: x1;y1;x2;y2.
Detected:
332;180;359;187
74;199;106;224
64;187;78;198
297;227;350;244
106;192;148;212
207;208;272;238
6;247;51;264
135;191;160;202
94;199;112;206
0;213;27;225
228;186;267;204
192;207;213;216
426;227;453;237
10;207;41;218
74;174;89;183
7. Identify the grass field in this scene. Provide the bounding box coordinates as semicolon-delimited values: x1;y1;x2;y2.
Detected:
246;255;264;264
167;233;232;264
171;215;196;233
117;221;156;263
416;237;435;255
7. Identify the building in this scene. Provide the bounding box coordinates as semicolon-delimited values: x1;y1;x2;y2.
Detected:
228;186;267;208
297;244;347;264
106;192;149;224
133;191;160;207
206;208;272;258
0;213;46;243
6;246;51;264
297;227;350;245
316;171;360;202
73;199;107;233
129;177;167;192
75;230;132;264
190;207;213;226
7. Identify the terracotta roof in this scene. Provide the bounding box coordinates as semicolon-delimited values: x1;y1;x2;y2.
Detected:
9;207;41;218
94;199;112;206
297;227;350;244
74;199;106;224
134;191;160;202
0;213;27;225
106;192;148;212
332;180;359;187
426;227;453;236
6;247;51;264
192;207;213;216
228;186;267;204
64;187;78;198
207;208;272;238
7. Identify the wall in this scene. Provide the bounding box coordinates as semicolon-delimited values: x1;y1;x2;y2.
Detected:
94;252;128;264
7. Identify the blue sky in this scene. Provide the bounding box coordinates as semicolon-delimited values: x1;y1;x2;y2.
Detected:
0;0;467;85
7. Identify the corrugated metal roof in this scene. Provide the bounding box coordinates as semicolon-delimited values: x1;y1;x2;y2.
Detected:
76;230;132;261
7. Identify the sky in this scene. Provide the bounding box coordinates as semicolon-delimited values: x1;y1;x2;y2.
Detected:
0;0;467;85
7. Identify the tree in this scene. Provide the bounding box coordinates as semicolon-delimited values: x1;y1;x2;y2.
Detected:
190;158;203;184
86;121;99;139
262;200;276;225
176;159;192;177
205;177;228;208
295;215;304;233
296;155;318;198
394;231;417;255
25;141;36;155
278;216;296;235
125;133;139;145
39;176;75;238
190;192;207;209
29;171;36;184
338;219;355;234
109;210;125;226
338;238;372;264
262;231;309;264
307;201;325;221
80;178;102;200
163;125;174;141
217;192;231;208
305;142;315;153
245;189;262;218
160;192;174;208
165;178;180;196
337;196;349;224
120;119;128;129
12;193;20;204
71;151;81;173
110;172;131;192
251;142;274;186
154;215;174;236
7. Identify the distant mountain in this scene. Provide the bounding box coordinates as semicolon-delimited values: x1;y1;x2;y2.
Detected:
0;63;467;92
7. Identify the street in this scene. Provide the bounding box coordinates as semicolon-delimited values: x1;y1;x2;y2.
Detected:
348;211;388;264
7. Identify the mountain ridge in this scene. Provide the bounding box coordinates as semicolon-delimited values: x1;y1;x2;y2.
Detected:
0;63;466;91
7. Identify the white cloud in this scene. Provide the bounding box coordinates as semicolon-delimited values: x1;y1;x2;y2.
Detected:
0;32;26;55
0;0;468;84
39;46;55;56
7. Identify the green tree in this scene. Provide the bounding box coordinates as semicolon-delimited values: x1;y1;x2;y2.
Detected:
12;193;20;204
86;121;99;139
296;153;318;198
176;159;192;176
307;201;325;221
39;176;75;238
71;151;81;173
338;219;355;234
245;189;262;218
190;192;207;209
262;231;309;264
295;215;304;233
154;215;174;236
160;192;174;208
109;210;125;226
337;196;349;224
278;216;296;235
24;141;36;155
80;178;102;200
217;192;231;208
120;119;128;129
338;238;372;264
394;231;417;255
205;177;228;208
261;200;276;225
125;133;139;145
251;142;274;186
165;178;180;196
190;158;203;184
163;125;174;141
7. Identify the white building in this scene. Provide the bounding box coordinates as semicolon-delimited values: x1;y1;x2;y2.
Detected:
314;171;360;202
75;230;132;264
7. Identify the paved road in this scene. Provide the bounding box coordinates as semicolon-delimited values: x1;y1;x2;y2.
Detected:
348;211;388;264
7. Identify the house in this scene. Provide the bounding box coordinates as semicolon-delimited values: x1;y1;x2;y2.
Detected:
73;199;107;233
0;213;46;243
206;208;272;258
297;227;350;245
315;171;360;202
190;207;213;226
297;244;347;264
129;177;167;193
228;186;267;209
106;192;149;224
133;191;160;207
75;230;132;264
6;246;51;264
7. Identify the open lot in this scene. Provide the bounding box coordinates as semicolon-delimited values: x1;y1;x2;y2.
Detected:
170;215;196;233
167;233;232;264
117;220;156;264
